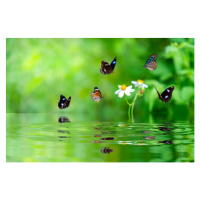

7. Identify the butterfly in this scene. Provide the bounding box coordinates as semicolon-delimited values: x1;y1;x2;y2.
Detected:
143;54;157;71
101;147;113;154
58;95;71;109
100;57;117;74
155;86;174;103
101;137;114;140
58;116;70;123
159;140;173;144
91;87;103;102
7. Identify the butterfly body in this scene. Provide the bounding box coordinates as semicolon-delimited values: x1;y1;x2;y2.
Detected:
100;57;117;75
143;54;157;71
58;95;71;109
91;87;103;102
155;86;174;103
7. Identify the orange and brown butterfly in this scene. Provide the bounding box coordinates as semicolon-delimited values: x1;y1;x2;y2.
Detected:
91;87;103;102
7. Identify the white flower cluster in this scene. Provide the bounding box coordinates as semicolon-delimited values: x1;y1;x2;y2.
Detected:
115;80;148;98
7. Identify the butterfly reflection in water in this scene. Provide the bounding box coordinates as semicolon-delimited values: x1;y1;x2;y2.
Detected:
101;147;113;154
155;86;174;103
100;57;117;75
58;95;71;109
143;54;157;71
91;87;103;102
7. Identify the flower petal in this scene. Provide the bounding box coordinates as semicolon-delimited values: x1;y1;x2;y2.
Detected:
126;86;135;93
115;89;121;94
142;84;148;88
118;90;125;98
129;88;135;92
127;86;134;91
125;90;131;96
118;85;121;89
131;81;137;85
126;85;132;90
131;81;138;87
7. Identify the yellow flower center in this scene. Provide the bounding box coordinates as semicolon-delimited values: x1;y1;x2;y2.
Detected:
137;79;144;84
120;84;127;90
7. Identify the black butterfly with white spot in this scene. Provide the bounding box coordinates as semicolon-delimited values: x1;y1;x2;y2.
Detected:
155;86;174;103
58;95;71;109
100;57;117;75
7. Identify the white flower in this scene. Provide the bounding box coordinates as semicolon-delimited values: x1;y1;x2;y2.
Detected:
131;79;148;88
115;84;135;98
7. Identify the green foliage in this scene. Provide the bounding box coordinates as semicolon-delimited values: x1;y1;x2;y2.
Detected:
6;38;194;121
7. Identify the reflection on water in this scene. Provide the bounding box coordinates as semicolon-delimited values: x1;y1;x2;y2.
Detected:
58;116;71;123
6;113;194;162
159;140;174;144
101;147;113;154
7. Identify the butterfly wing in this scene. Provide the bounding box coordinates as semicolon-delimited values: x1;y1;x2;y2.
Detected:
65;96;71;107
100;61;113;74
160;86;174;103
155;87;165;102
155;86;174;103
110;57;117;71
143;54;157;71
58;95;71;109
91;87;103;102
91;93;100;102
145;54;157;65
100;57;117;75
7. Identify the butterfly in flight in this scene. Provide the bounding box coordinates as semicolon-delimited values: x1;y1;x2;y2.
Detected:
143;54;157;71
91;87;103;102
155;86;174;103
58;95;71;109
100;57;117;74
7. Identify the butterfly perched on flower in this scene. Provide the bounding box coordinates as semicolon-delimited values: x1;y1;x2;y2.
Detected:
91;87;103;102
155;86;174;103
143;54;157;71
58;95;71;109
100;57;117;74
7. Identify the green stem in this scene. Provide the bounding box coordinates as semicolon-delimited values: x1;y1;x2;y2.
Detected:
129;88;140;122
125;95;131;121
131;103;134;122
132;87;139;103
128;105;131;121
125;95;131;106
125;87;143;122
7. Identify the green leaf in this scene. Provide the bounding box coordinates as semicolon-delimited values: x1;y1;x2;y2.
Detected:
173;87;182;104
181;86;194;103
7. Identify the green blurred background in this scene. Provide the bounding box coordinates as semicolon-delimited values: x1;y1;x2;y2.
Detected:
6;38;194;122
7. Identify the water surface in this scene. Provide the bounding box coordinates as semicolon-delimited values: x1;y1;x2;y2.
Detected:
6;113;194;162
